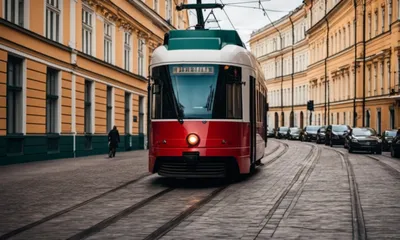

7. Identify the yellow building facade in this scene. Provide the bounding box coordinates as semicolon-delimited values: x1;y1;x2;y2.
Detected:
250;5;310;129
0;0;189;164
250;0;400;133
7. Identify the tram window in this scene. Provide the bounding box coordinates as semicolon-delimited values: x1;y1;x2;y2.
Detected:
226;83;242;119
151;65;242;120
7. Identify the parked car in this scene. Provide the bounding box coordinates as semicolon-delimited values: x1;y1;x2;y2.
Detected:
390;130;400;158
267;127;275;137
382;130;397;151
316;126;326;144
276;127;289;139
344;127;382;154
300;125;321;142
325;124;351;146
288;127;301;140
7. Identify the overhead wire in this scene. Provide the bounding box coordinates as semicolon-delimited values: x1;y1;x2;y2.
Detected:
218;0;236;30
224;4;289;12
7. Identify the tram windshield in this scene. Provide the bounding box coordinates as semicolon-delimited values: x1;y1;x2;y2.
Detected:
151;64;243;120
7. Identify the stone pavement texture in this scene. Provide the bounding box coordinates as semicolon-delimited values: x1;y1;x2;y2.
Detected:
332;147;400;239
0;150;148;237
0;140;399;239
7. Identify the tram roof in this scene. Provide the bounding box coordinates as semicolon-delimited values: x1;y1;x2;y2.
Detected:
163;30;246;50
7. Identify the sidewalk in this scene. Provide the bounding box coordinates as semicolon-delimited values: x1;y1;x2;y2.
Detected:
0;150;149;236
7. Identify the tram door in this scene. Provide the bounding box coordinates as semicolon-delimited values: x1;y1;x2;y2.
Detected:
249;76;256;165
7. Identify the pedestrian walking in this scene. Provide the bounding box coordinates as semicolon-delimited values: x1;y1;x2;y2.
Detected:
108;125;120;158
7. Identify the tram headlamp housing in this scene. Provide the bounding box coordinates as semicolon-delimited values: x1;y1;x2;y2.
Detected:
186;133;200;146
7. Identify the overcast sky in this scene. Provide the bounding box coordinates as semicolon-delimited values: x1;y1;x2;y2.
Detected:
186;0;303;48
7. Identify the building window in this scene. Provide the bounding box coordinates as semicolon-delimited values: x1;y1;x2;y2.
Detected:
380;62;384;95
374;10;378;36
139;96;145;134
104;22;112;64
124;92;131;134
46;68;59;133
398;0;400;20
398;56;400;90
4;0;24;26
387;61;391;93
84;80;93;134
368;13;371;39
367;66;371;96
7;55;23;134
348;23;351;46
82;7;93;55
388;0;392;26
153;0;158;12
165;0;172;21
381;7;385;32
106;86;113;132
374;63;378;95
390;108;395;129
124;32;131;71
46;0;61;42
138;38;145;76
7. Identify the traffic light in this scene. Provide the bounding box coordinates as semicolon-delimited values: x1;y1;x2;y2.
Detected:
307;100;314;111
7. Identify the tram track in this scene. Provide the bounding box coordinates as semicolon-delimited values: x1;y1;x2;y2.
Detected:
1;142;288;240
253;143;320;239
324;147;367;240
0;172;152;240
261;140;289;167
66;187;175;240
140;141;289;240
365;154;400;175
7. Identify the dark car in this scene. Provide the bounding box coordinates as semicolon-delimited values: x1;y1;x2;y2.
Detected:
390;133;400;158
267;127;275;137
382;130;397;151
316;126;326;144
344;128;382;154
276;127;289;139
300;125;321;142
325;124;350;146
288;127;301;140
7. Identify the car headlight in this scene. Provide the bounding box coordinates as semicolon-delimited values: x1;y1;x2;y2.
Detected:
388;140;392;143
333;135;339;139
377;139;382;143
320;133;325;136
351;139;358;142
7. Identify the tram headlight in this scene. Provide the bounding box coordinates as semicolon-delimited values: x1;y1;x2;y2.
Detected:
187;133;200;146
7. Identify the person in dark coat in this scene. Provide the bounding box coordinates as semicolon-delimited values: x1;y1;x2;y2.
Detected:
108;125;120;158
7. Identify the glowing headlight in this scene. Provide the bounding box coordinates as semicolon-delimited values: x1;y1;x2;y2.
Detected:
186;133;200;146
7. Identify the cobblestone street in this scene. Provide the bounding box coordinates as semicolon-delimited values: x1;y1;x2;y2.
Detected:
0;140;399;240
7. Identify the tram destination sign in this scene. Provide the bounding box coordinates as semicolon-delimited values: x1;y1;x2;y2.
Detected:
172;66;214;75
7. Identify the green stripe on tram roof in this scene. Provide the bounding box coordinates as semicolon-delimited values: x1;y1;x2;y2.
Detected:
165;30;246;50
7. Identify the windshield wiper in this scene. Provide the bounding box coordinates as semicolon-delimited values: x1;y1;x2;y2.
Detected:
163;71;184;125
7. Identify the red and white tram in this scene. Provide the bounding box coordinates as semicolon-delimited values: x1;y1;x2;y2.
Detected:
148;29;268;179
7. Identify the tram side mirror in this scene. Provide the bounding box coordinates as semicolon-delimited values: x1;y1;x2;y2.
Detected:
152;84;161;94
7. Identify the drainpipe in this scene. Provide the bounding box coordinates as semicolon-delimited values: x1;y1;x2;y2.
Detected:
362;0;366;127
324;0;329;125
353;0;357;127
289;15;295;127
281;44;284;125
